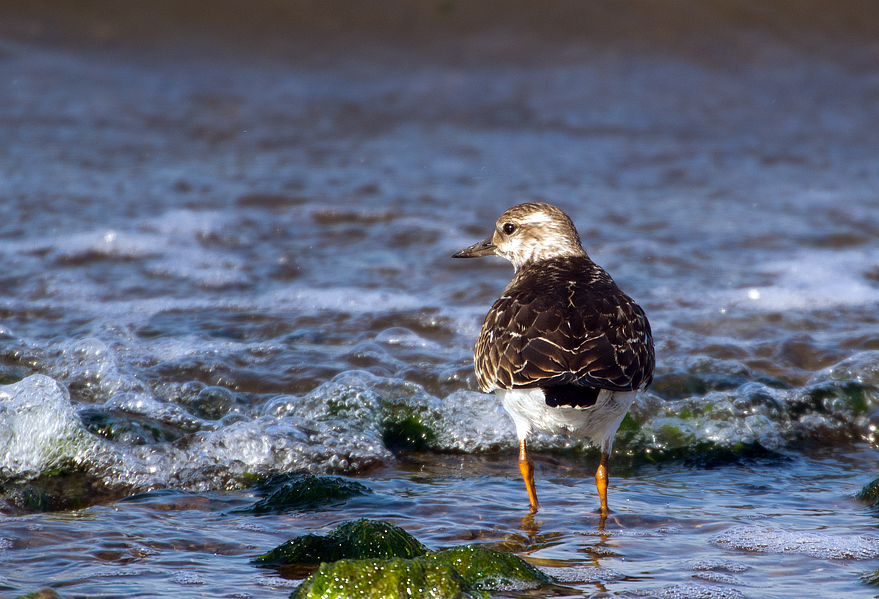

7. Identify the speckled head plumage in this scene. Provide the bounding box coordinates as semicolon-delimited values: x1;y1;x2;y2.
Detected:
453;202;587;272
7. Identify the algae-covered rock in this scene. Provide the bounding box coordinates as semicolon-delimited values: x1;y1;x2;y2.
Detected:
79;407;187;444
241;474;373;514
863;568;879;586
15;588;66;599
0;366;25;386
382;414;437;452
0;470;109;513
427;544;552;591
290;557;486;599
258;520;554;598
254;518;429;566
857;476;879;505
287;545;552;598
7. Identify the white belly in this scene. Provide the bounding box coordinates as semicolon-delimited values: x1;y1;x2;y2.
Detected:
495;388;636;453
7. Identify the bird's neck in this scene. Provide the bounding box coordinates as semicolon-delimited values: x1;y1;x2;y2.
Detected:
510;246;589;273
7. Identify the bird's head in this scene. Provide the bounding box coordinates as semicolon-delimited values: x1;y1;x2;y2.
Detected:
453;202;586;271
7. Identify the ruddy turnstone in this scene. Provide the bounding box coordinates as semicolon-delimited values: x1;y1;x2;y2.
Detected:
454;202;654;515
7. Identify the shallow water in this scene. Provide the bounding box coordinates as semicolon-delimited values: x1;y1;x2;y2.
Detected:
2;2;879;597
2;448;879;598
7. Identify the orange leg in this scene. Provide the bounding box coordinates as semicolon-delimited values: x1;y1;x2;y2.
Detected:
595;450;610;515
518;439;539;512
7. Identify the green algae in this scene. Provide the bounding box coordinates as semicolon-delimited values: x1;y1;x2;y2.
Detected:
292;373;445;455
79;408;186;444
376;392;439;453
426;544;551;590
290;557;485;599
287;547;550;599
14;588;66;599
0;366;25;386
863;568;879;587
382;414;437;452
241;474;373;514
254;518;428;566
856;477;879;505
806;381;875;416
0;469;110;513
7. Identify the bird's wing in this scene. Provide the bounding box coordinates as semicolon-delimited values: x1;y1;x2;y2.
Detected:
475;270;654;393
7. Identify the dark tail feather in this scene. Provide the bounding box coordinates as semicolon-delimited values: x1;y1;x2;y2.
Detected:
543;385;600;408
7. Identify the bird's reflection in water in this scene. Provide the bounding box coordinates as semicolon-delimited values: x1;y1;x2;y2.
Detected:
516;510;620;553
519;512;539;537
516;511;618;596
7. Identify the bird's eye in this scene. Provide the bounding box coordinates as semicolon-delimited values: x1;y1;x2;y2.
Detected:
502;223;517;235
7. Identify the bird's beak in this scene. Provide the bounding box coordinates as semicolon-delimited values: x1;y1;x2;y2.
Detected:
453;236;497;258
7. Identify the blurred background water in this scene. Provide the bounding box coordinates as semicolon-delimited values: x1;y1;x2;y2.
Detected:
2;1;879;597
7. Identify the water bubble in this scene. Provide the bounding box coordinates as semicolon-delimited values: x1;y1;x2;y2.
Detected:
810;350;879;387
713;526;879;560
0;374;107;478
691;572;740;584
171;572;205;585
540;565;625;583
687;560;748;573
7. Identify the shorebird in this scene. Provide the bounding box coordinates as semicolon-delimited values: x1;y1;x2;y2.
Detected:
453;202;654;515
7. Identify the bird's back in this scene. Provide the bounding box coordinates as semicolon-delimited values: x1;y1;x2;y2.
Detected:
475;255;654;397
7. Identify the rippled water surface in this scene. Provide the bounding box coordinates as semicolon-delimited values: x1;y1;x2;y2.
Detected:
2;2;879;597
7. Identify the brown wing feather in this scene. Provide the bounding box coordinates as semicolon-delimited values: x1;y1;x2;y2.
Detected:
475;256;654;394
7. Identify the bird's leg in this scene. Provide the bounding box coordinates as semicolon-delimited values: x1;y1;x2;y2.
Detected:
595;450;610;515
518;439;539;512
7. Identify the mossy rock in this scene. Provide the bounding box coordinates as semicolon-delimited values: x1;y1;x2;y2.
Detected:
382;414;437;452
426;544;551;590
0;469;114;513
806;380;873;415
863;568;879;586
241;474;373;514
290;557;486;599
857;477;879;505
255;519;429;566
79;408;186;444
0;366;25;385
288;545;551;599
259;520;554;598
14;589;66;599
